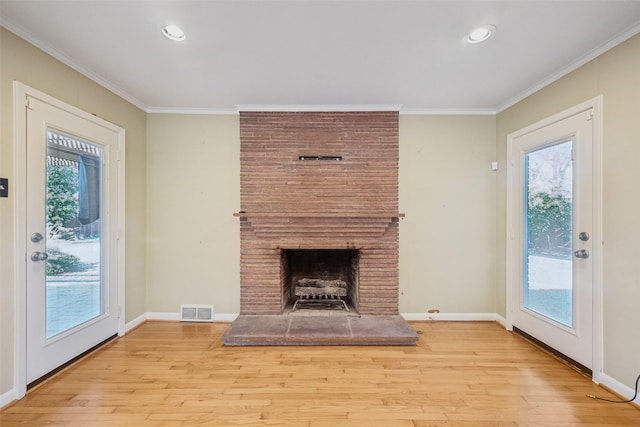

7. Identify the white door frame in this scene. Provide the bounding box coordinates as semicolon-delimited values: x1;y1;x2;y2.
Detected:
506;96;603;383
13;81;126;398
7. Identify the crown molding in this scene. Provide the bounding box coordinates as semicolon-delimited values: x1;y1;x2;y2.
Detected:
150;105;498;116
496;21;640;114
400;108;496;116
235;104;403;112
146;107;239;115
1;19;147;112
147;106;497;116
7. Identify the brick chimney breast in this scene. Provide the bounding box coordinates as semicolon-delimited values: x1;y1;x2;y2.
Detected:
238;111;400;315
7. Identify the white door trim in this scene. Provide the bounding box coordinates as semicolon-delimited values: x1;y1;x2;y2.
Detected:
12;81;126;399
505;96;603;383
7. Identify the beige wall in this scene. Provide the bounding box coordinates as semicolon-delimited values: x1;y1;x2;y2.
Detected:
146;114;240;314
399;115;497;314
145;113;497;317
496;34;640;388
0;28;147;396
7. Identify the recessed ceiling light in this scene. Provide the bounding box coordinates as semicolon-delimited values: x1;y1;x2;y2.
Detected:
162;25;186;41
467;25;495;44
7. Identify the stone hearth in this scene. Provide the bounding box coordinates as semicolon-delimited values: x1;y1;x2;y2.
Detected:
223;315;417;346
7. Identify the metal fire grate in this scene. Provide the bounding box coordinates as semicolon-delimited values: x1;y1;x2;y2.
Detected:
292;278;349;311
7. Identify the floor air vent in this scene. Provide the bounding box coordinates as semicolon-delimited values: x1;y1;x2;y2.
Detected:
180;304;214;322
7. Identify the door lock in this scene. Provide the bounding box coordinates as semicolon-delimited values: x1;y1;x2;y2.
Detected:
574;249;590;259
31;232;44;243
578;232;590;242
30;251;49;262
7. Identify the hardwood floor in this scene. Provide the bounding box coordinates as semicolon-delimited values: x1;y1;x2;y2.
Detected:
1;321;638;426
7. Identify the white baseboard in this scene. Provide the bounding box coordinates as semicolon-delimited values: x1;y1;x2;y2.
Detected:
141;312;500;323
146;312;181;321
1;388;17;409
598;372;640;405
143;312;238;323
214;313;239;322
401;312;505;323
400;313;429;321
129;312;504;330
494;314;507;328
124;312;148;333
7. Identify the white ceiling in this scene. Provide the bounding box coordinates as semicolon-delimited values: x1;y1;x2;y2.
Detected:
2;1;640;114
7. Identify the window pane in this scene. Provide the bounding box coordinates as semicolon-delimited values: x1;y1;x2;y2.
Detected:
524;140;573;327
46;130;103;337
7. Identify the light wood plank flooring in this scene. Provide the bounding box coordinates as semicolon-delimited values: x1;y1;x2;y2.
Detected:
1;321;638;426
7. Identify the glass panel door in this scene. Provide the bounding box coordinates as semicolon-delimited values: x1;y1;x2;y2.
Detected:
46;130;104;337
24;89;122;387
523;140;573;327
508;102;598;372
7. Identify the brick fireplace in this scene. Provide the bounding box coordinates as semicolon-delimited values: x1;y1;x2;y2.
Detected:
223;110;417;345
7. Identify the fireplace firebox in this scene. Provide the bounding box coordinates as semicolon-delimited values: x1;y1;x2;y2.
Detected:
282;249;359;312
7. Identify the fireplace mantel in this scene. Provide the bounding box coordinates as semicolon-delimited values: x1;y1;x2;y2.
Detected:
235;212;404;244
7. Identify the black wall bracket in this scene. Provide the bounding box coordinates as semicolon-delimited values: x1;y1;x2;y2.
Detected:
0;178;8;198
299;156;342;161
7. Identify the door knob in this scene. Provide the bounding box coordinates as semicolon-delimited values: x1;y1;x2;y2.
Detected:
574;249;589;259
31;251;49;262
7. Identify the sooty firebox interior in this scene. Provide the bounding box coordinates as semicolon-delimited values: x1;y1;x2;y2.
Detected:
281;249;359;313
